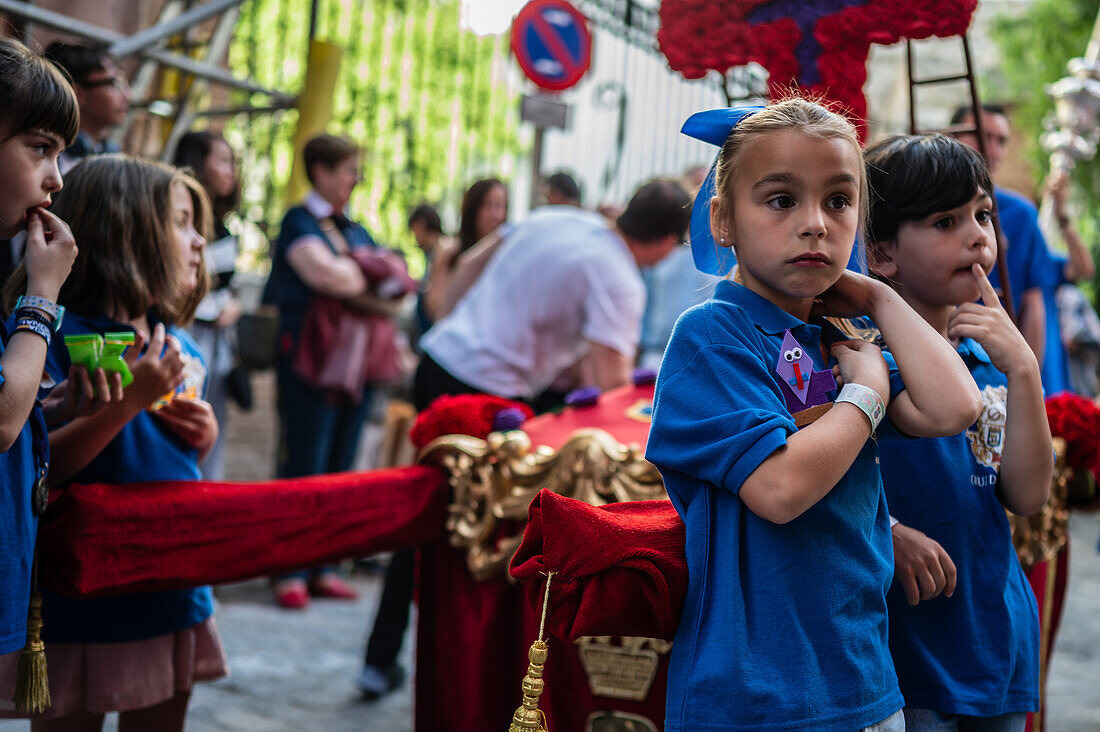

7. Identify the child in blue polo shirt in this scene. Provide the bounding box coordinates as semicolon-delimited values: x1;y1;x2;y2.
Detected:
865;135;1049;732
0;155;227;729
647;99;984;732
0;36;90;674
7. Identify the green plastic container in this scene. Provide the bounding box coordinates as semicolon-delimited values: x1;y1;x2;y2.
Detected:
101;332;135;387
63;334;102;374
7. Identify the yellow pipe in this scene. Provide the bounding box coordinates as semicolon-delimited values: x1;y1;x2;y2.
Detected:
284;39;342;206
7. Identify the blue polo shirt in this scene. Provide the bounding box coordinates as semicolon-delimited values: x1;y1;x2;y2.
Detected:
647;280;904;732
40;311;214;643
991;189;1068;393
880;338;1039;716
0;321;48;655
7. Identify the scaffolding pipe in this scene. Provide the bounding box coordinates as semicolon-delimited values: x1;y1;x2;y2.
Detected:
0;0;291;101
107;0;245;59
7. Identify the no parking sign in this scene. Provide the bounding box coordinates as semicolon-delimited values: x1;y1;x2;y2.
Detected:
510;0;592;92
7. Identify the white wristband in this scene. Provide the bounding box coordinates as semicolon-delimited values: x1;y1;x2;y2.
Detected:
836;383;885;432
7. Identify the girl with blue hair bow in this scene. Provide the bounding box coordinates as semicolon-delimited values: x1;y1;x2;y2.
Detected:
645;98;983;732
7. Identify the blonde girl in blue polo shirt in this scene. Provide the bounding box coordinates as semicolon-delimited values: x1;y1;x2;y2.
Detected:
647;99;984;732
0;155;227;729
865;135;1050;732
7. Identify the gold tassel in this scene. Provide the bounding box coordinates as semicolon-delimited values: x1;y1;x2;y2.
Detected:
13;588;49;713
508;572;554;732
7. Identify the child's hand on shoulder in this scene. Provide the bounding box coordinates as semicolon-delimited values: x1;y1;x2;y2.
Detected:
153;397;218;453
23;208;77;302
830;339;889;403
41;365;124;427
947;264;1038;377
812;270;889;319
124;325;186;409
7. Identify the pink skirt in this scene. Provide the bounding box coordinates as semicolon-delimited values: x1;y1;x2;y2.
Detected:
0;616;228;719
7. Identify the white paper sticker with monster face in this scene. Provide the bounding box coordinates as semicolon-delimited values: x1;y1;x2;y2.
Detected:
776;330;811;405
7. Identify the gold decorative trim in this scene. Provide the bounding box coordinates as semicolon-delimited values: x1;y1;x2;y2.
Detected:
418;428;666;581
575;636;671;701
1011;437;1070;572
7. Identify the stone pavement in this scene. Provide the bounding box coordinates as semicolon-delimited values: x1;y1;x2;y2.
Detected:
1046;512;1100;732
182;572;416;732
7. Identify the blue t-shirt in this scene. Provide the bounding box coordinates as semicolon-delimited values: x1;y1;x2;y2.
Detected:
647;280;904;732
40;311;214;643
880;338;1039;717
991;188;1068;393
261;204;377;350
0;321;48;655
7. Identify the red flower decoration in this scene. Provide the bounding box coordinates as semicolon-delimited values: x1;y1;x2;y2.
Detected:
409;394;535;449
1046;393;1100;479
658;0;978;136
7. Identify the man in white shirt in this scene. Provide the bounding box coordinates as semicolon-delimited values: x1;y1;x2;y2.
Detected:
355;178;690;702
417;178;691;411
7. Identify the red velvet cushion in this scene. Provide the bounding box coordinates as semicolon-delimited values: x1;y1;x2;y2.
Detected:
510;490;688;641
39;465;448;597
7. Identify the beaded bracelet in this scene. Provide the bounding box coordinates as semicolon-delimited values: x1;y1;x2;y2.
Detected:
14;295;64;331
13;307;54;328
15;317;51;347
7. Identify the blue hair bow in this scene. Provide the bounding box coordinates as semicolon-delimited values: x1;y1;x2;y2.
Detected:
681;105;867;277
681;106;764;277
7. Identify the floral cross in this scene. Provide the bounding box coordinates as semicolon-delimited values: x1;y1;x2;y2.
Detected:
658;0;977;132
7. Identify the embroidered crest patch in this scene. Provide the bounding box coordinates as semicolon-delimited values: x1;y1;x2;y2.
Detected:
965;384;1007;470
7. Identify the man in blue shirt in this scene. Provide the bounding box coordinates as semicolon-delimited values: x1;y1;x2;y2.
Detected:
953;105;1091;394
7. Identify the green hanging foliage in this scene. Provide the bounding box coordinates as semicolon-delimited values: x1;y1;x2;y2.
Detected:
224;0;524;274
988;0;1100;296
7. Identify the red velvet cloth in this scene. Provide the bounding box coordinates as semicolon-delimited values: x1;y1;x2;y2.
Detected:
510;490;687;641
523;383;654;451
38;465;448;598
411;385;674;731
293;249;416;399
1024;548;1070;732
417;536;674;732
411;491;687;731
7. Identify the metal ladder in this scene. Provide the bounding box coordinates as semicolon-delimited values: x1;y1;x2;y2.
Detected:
905;34;1016;321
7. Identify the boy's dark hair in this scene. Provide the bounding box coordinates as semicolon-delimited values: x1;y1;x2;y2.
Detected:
865;134;993;248
949;103;1008;127
408;202;443;234
174;130;240;222
616;178;692;243
43;41;110;85
0;37;79;145
303;134;358;185
546;171;581;203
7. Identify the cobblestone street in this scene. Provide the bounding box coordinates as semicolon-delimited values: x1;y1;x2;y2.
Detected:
3;372;1100;730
